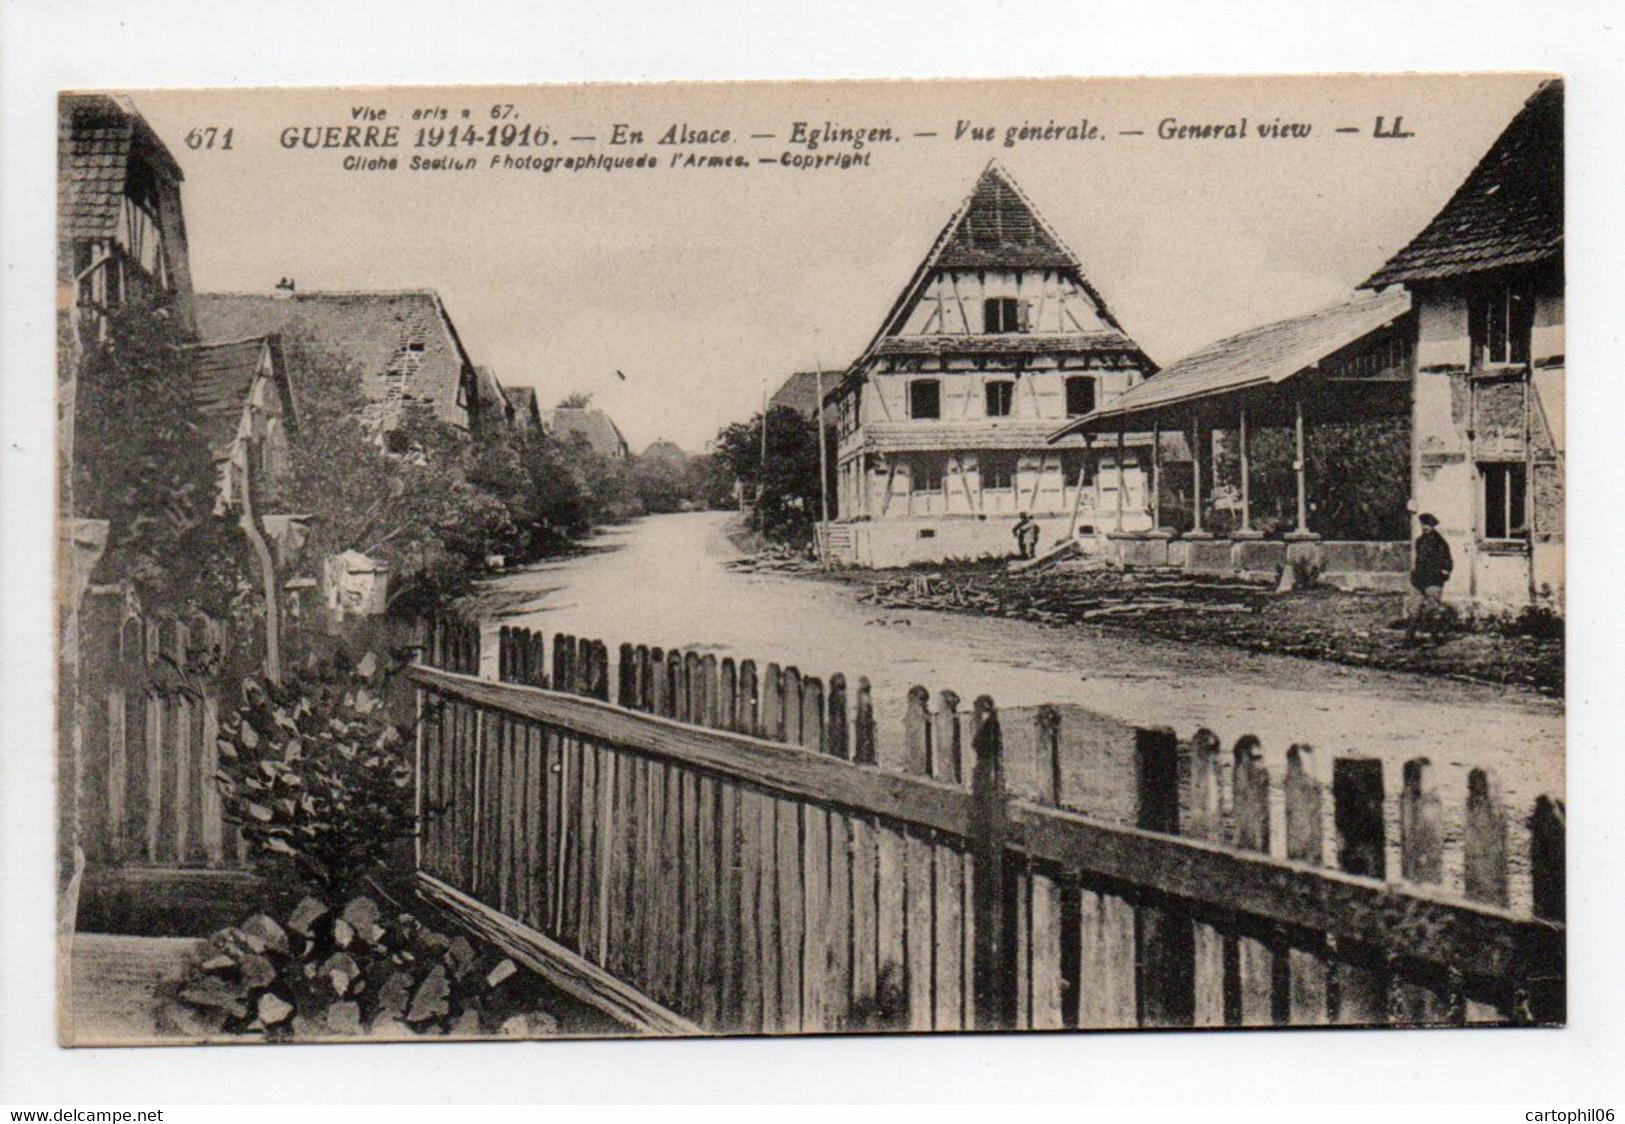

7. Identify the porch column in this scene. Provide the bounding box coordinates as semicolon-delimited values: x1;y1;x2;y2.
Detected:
1115;424;1126;532
1238;402;1252;533
1189;409;1205;535
1150;418;1162;530
1293;384;1310;535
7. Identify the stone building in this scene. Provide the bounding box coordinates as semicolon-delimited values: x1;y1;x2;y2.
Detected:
820;161;1157;567
1363;79;1564;611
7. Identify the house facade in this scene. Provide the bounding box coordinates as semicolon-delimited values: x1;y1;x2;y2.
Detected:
1364;79;1564;612
820;161;1157;567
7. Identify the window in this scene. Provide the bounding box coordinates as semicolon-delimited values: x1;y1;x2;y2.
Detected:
1060;448;1093;486
1065;375;1098;417
984;297;1026;334
985;379;1014;417
1480;462;1529;540
909;379;941;419
1469;284;1535;369
911;456;945;493
980;452;1016;491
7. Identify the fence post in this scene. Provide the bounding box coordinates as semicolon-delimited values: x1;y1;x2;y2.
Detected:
1463;768;1509;907
719;658;737;732
970;695;1017;1031
1034;705;1061;808
1523;796;1566;1025
1400;758;1443;885
904;686;931;776
737;659;759;736
853;678;876;766
1283;744;1330;1025
1134;726;1193;1027
826;674;849;760
1331;756;1387;1024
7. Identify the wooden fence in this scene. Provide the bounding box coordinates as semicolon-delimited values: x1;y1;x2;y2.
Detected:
76;587;244;870
411;619;1564;1035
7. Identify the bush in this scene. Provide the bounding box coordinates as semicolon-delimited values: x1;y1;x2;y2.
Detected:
1488;603;1565;641
215;649;417;899
166;894;556;1039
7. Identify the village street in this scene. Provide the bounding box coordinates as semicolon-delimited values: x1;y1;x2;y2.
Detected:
490;512;1563;855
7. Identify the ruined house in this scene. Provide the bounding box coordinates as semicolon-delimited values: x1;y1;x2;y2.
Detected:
195;287;484;437
1364;79;1564;611
820;160;1158;567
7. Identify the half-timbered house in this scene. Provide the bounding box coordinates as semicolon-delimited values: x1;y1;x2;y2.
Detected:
820;161;1157;567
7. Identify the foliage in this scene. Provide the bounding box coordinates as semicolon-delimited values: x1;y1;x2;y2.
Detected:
556;390;594;409
214;648;417;899
277;335;517;595
167;893;557;1040
72;298;254;614
1487;602;1565;641
711;406;829;542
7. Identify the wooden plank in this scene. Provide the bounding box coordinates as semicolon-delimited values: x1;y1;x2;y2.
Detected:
1028;870;1064;1029
931;691;965;1030
1525;795;1567;1024
719;659;738;733
658;761;682;1009
853;678;877;766
756;791;783;1031
1464;768;1510;908
1185;728;1225;1026
775;794;805;1033
1283;744;1329;1025
904;686;931;776
969;697;1016;1031
826;674;849;760
717;778;743;1028
417;873;702;1036
1232;736;1276;1026
1400;757;1443;885
1077;889;1137;1029
1331;755;1388;1024
679;766;702;1018
1134;727;1193;1028
739;786;767;1034
801;791;831;1033
701;655;719;728
737;659;758;737
826;809;854;1029
762;664;784;742
850;810;880;1021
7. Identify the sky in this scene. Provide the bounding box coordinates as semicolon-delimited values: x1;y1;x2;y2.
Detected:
126;74;1543;452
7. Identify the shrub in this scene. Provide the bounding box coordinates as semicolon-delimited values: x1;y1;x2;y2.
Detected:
215;649;418;899
166;894;556;1039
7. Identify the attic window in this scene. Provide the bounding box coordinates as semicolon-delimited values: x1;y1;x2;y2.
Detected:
984;297;1025;334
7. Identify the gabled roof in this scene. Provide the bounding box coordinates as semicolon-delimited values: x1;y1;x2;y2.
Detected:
544;406;629;458
876;331;1138;359
1364;80;1562;288
834;160;1145;403
59;93;184;242
194;290;475;429
189;335;296;458
769;370;827;417
1050;289;1412;438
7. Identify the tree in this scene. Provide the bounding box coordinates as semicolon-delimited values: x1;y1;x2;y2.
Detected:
72;298;252;615
556;390;594;409
712;406;826;542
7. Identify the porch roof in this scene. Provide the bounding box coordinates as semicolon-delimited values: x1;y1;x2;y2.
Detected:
1047;289;1410;441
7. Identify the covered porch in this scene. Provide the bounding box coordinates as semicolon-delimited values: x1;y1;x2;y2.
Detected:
1048;291;1416;589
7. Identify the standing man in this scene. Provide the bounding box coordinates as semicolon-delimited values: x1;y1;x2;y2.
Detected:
1407;512;1454;641
1012;512;1040;560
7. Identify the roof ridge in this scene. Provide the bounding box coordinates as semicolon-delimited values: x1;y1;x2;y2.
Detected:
197;288;444;299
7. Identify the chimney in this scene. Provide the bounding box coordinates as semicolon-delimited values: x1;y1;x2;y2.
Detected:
272;277;297;300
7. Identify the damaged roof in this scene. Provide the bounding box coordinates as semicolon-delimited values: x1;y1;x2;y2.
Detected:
59;93;184;242
1364;80;1562;287
195;290;475;429
190;335;296;458
1051;289;1412;437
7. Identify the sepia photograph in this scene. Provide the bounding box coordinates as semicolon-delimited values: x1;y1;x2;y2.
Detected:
47;71;1569;1050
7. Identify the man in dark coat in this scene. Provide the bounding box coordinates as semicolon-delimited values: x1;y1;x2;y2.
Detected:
1407;512;1454;640
1012;513;1040;560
